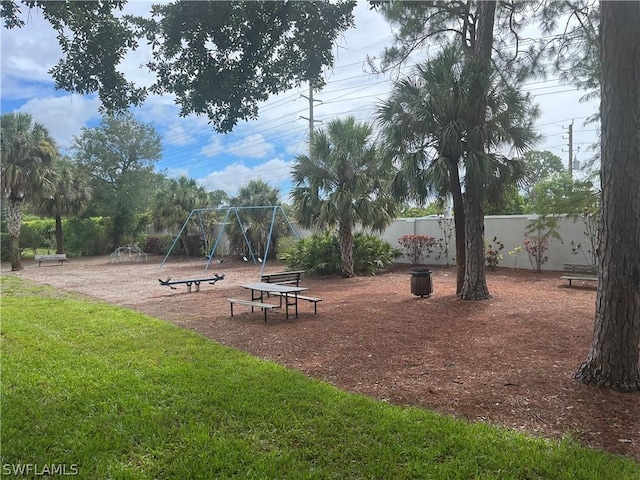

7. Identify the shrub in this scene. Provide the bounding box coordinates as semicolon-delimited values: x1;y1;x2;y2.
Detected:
485;236;504;270
353;232;401;275
64;217;112;256
570;208;598;266
277;231;341;275
523;236;549;273
397;234;437;265
19;223;47;256
524;215;562;273
1;233;10;261
143;235;184;255
278;232;400;276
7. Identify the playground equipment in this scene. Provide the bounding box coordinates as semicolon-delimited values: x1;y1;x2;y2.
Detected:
160;206;299;276
109;245;148;264
158;274;224;293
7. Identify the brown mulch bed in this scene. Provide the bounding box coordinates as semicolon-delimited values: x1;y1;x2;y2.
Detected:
6;255;639;462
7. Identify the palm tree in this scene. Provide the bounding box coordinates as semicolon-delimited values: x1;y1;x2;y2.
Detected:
291;117;398;278
1;113;57;270
377;46;538;293
30;158;92;254
151;176;210;256
228;180;284;259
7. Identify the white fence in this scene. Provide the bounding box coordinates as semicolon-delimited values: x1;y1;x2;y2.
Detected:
292;214;595;272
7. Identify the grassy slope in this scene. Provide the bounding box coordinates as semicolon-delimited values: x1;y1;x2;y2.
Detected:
1;276;638;479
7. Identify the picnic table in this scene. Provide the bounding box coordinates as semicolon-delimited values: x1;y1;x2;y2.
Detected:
228;282;308;321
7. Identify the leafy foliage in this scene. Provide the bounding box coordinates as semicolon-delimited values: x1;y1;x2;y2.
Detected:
570;208;599;266
292;117;398;277
277;231;399;276
524;216;563;273
1;112;57;270
29;157;92;254
517;150;566;200
527;173;598;215
71;113;163;248
2;1;355;132
150;176;211;256
63;217;112;256
397;234;437;265
226;180;287;259
484;236;504;270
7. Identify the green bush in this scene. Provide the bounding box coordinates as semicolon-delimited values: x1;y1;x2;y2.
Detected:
65;217;112;256
353;232;402;275
278;231;400;276
1;233;10;261
18;223;47;255
278;231;341;275
143;235;185;255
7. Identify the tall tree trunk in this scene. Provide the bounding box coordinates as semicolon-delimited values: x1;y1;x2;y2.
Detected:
55;215;64;254
459;0;495;300
339;221;355;278
7;196;24;271
447;157;465;294
574;2;640;391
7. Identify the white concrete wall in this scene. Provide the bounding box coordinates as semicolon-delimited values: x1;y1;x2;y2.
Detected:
379;215;591;271
292;214;594;272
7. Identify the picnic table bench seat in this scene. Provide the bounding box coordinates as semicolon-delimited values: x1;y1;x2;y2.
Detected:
227;298;279;322
34;253;67;266
269;292;322;314
560;263;597;287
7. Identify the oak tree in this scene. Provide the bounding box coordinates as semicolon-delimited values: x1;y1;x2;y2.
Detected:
1;0;355;132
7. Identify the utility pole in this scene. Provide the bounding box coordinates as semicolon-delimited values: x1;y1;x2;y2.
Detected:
564;120;574;179
300;83;322;155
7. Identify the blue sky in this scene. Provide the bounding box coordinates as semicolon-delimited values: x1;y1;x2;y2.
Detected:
1;1;599;200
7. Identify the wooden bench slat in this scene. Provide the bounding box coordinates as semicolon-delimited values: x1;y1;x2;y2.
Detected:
561;264;597;287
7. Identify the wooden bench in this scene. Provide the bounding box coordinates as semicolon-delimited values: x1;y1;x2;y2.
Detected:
158;274;224;293
269;292;323;314
560;263;597;287
34;253;67;267
260;270;305;286
227;298;279;322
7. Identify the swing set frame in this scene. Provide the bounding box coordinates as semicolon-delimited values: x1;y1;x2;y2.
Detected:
159;206;300;277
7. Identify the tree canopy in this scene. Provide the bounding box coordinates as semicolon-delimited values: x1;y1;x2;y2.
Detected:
70;113;163;248
1;112;57;270
1;0;356;132
291;117;397;277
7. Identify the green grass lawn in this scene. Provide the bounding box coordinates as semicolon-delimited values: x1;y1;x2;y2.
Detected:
2;276;638;479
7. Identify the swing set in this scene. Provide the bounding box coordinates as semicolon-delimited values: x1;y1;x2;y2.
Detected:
159;206;300;277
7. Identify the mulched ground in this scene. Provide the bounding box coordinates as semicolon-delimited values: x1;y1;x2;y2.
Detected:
6;255;639;462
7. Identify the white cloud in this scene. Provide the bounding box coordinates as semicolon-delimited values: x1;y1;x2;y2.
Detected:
0;12;61;90
226;134;274;159
198;158;293;196
200;136;224;158
163;124;195;147
16;95;101;149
